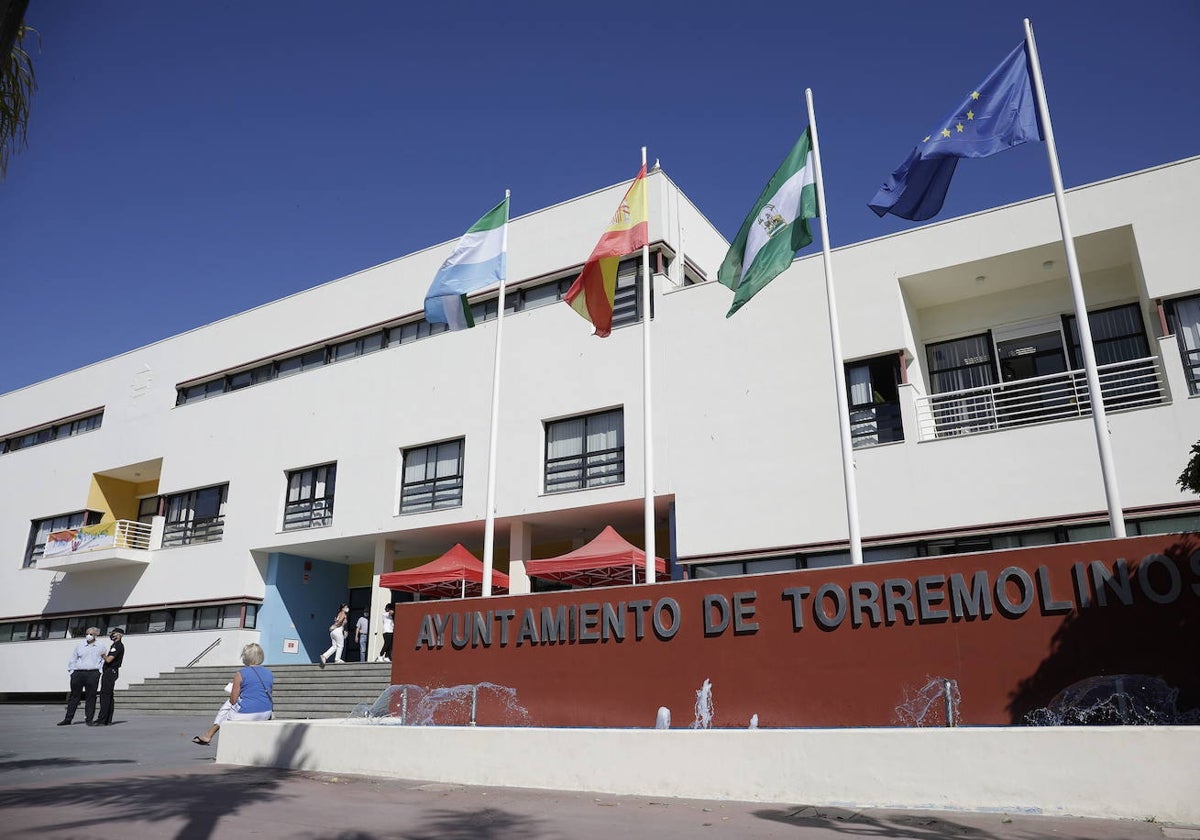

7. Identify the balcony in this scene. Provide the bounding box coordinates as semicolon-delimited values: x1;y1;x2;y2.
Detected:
37;519;159;573
914;356;1167;441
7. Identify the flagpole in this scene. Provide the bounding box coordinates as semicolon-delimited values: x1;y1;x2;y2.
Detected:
805;89;864;565
482;189;511;596
1023;19;1126;538
641;146;657;582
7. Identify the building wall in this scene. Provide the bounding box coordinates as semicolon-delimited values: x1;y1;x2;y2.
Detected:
1;160;1198;692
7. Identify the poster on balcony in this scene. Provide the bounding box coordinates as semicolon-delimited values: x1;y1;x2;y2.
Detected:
44;523;116;557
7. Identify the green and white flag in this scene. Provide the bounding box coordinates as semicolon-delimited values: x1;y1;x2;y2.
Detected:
717;128;818;317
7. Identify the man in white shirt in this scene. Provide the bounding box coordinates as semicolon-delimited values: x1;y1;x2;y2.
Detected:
59;626;105;726
355;609;369;662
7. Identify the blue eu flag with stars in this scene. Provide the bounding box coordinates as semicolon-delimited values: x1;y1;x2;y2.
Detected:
869;43;1043;221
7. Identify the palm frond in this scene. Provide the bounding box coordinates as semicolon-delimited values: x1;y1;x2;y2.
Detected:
0;23;37;180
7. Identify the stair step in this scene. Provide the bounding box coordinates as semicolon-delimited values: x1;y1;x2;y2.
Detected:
114;662;395;719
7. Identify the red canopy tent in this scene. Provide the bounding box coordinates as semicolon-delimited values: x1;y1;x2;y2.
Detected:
379;543;509;599
524;526;667;588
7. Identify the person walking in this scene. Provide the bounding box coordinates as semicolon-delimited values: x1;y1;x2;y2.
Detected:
191;643;273;746
96;627;125;726
58;626;105;726
318;604;348;666
378;603;394;662
355;607;369;663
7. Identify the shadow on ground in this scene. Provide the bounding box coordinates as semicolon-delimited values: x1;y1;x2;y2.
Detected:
754;805;1034;840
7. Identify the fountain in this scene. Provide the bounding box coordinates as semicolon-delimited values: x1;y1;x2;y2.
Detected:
691;678;714;730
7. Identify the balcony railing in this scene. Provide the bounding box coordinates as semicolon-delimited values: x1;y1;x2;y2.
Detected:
915;356;1167;441
36;519;157;572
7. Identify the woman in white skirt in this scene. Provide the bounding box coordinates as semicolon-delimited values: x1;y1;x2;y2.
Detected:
318;603;349;666
191;643;273;745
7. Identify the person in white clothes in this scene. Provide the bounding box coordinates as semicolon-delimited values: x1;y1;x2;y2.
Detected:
318;604;348;666
378;603;394;662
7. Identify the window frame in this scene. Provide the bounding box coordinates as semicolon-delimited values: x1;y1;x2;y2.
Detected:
283;463;337;530
544;408;626;494
400;438;466;514
161;484;229;547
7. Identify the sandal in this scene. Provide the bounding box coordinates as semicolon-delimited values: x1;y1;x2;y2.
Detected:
191;736;211;746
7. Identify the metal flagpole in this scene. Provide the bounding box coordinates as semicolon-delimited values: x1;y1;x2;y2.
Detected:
482;189;512;596
805;88;864;565
1024;19;1126;537
640;146;657;582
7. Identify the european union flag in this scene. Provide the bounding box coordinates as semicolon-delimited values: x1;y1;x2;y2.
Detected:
869;43;1043;221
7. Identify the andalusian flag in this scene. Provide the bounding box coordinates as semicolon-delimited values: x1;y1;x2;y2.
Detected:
424;196;509;331
564;165;649;337
718;129;818;317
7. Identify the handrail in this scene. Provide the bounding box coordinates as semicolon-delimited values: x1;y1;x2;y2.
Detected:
185;637;221;668
914;356;1166;441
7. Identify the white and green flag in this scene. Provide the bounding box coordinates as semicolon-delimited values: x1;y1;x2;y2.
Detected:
717;128;818;317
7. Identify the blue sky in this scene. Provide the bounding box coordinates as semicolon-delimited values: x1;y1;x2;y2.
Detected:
2;1;1197;395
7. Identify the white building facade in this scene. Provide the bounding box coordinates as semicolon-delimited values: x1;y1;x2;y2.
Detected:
2;158;1198;694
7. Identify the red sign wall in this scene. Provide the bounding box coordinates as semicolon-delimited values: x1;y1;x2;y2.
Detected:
390;534;1199;727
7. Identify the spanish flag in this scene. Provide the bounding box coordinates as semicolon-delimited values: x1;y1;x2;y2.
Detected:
564;165;649;337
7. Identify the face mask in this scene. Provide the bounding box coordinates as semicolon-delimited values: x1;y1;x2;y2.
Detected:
86;634;95;642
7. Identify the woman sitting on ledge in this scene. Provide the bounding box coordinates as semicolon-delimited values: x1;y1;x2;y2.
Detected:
192;642;273;746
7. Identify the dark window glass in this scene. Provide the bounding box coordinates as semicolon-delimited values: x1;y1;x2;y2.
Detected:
545;409;624;493
1064;304;1159;408
1165;294;1200;396
283;463;337;530
162;484;228;547
401;440;465;513
925;332;997;436
24;510;90;568
846;354;904;449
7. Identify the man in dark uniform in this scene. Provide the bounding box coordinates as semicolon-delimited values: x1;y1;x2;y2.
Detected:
97;627;125;726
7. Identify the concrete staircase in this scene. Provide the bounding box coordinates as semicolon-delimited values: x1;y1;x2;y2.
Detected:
116;662;393;720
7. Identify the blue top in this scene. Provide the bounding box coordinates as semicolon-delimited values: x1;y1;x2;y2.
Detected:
235;665;273;714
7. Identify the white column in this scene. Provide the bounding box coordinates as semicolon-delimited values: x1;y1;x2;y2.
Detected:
369;538;393;662
507;520;532;595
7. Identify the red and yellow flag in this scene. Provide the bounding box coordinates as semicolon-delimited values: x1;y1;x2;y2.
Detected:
564;165;649;337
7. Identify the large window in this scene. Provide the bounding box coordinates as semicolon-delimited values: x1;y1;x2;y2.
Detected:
24;510;102;568
1063;303;1151;369
545;408;624;493
846;354;904;448
1166;295;1200;396
401;439;464;513
925;332;997;435
283;463;337;530
162;484;228;547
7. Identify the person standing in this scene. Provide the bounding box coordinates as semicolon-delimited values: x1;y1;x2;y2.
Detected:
58;626;105;726
378;603;394;663
318;604;348;666
96;627;125;726
355;608;369;663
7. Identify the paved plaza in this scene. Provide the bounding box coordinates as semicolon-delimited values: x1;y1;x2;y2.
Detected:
0;704;1194;840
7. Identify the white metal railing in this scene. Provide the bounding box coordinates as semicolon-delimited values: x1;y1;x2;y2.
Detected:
915;356;1167;441
113;519;154;550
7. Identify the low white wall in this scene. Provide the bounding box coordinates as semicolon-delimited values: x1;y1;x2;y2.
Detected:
2;629;256;693
218;721;1200;824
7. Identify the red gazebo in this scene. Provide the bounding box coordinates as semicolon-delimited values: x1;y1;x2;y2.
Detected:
525;526;667;588
379;543;510;599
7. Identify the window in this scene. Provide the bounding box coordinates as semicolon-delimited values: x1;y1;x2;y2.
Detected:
545;409;624;493
276;348;326;379
24;510;102;568
1165;294;1200;395
331;332;384;362
137;497;160;525
925;332;997;435
3;410;103;454
229;363;273;391
161;484;228;547
846;354;904;448
284;463;337;530
1064;303;1158;408
610;260;646;331
401;439;465;513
